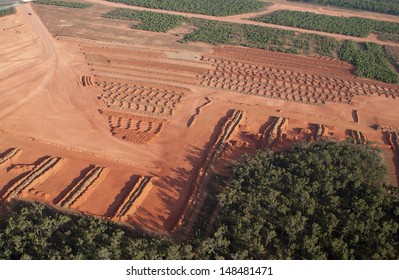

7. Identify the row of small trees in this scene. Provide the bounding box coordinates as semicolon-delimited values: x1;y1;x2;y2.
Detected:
35;0;93;9
252;10;399;39
103;9;185;32
107;0;267;16
288;0;399;16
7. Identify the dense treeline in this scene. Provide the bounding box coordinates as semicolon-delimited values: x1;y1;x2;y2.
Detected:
0;201;193;259
288;0;399;16
103;9;185;32
1;142;398;260
209;141;399;259
0;7;15;17
107;0;267;16
252;10;399;39
35;0;93;9
339;41;399;83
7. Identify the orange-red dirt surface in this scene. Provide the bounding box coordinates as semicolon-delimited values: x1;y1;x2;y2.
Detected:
1;3;399;234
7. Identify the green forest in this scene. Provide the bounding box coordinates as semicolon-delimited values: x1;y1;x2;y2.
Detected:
107;0;267;16
339;41;399;83
288;0;399;16
0;7;15;17
252;10;399;40
1;142;398;259
35;0;93;9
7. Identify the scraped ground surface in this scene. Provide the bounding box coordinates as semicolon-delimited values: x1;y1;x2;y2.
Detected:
0;3;398;234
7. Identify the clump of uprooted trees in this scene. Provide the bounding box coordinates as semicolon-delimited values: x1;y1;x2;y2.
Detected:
0;141;398;259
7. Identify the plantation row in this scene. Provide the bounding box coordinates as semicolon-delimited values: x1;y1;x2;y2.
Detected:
103;9;340;57
35;0;93;8
0;7;15;17
96;81;184;118
107;0;267;16
288;0;399;16
103;9;185;32
252;10;399;39
339;41;399;84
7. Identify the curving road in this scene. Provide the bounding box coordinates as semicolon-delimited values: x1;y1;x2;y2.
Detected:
85;0;399;48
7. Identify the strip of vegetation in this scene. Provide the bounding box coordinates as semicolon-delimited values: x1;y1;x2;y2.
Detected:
1;141;398;260
103;8;185;32
35;0;93;9
103;9;399;84
288;0;399;16
183;18;340;56
107;0;268;16
0;7;15;18
251;10;399;39
339;41;399;83
379;33;399;44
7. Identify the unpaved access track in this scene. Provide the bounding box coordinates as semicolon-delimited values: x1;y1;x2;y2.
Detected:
85;0;399;47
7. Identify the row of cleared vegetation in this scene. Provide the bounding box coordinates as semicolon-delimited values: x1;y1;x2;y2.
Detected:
288;0;399;16
0;7;15;17
1;142;398;259
251;10;399;41
107;0;268;16
35;0;93;9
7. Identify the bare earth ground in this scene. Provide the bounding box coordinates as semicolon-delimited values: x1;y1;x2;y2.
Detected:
0;3;399;235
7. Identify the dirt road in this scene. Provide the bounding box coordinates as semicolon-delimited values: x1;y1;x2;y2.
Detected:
85;0;399;47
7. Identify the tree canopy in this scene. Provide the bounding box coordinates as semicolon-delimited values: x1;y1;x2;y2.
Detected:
207;141;399;259
1;141;398;259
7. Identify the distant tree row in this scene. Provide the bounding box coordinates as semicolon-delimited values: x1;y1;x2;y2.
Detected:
0;7;15;17
103;8;339;57
339;41;399;83
288;0;399;16
252;10;399;40
107;0;267;16
1;142;398;260
103;9;185;32
103;8;399;84
35;0;93;9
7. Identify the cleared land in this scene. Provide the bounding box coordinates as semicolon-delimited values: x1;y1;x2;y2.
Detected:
0;2;398;236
